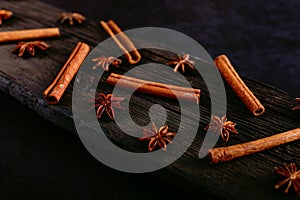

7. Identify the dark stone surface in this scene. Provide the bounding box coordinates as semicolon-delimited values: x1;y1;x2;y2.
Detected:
0;0;299;200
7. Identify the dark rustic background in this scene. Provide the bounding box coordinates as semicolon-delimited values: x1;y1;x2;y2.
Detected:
0;0;299;199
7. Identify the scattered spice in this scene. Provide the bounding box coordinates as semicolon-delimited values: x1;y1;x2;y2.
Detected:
43;42;90;104
92;56;121;71
204;115;238;142
139;122;176;151
0;9;13;25
0;28;60;43
88;93;124;120
214;55;265;116
58;12;86;25
167;54;195;73
292;98;300;111
107;73;201;104
12;41;49;57
209;128;300;164
100;20;141;64
274;163;300;195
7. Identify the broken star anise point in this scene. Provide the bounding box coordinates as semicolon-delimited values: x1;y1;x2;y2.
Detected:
58;12;86;26
12;41;49;57
88;93;124;120
92;56;121;71
139;122;176;151
274;162;300;195
0;9;13;26
204;115;238;142
167;54;195;73
292;98;300;111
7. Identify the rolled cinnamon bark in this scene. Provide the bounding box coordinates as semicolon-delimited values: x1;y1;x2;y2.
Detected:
0;28;60;43
43;42;90;104
209;128;300;164
107;73;200;104
214;55;265;116
100;20;141;64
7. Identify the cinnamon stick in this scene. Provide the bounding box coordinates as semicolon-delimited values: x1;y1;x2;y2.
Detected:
209;128;300;164
214;55;265;116
100;20;141;64
0;28;60;43
107;73;200;104
43;42;90;104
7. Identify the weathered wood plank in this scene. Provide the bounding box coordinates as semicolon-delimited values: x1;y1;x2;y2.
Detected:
0;1;299;200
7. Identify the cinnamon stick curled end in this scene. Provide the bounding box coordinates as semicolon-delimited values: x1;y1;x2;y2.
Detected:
43;42;90;104
214;54;265;116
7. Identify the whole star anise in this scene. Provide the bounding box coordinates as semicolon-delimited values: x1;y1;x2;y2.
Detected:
0;10;13;26
88;93;124;120
274;163;300;195
139;122;176;151
204;115;238;142
58;12;86;26
167;54;195;73
92;56;122;71
12;41;49;57
292;98;300;111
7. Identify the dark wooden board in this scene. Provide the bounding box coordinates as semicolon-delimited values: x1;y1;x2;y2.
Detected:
0;1;300;199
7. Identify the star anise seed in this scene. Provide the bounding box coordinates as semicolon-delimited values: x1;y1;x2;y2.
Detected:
292;98;300;111
167;54;195;73
58;12;86;26
204;115;238;142
12;41;49;57
139;122;176;151
274;163;300;195
92;56;122;71
88;93;124;120
0;10;13;26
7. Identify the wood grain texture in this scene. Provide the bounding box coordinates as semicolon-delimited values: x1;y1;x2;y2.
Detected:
0;1;299;199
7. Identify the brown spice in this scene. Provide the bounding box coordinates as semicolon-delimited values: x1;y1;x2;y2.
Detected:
106;73;201;104
58;12;86;26
100;20;141;64
0;28;60;43
92;56;121;71
292;98;300;111
88;93;124;120
204;115;238;142
209;128;300;164
274;163;300;195
214;55;265;116
0;10;13;25
43;42;90;104
12;41;49;57
167;54;195;73
139;122;176;151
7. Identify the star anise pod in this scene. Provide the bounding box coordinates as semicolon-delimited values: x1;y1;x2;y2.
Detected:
139;122;176;151
57;12;86;26
204;115;238;142
88;93;124;120
274;163;300;195
92;56;122;71
12;41;49;57
167;54;195;73
0;9;13;26
292;98;300;111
